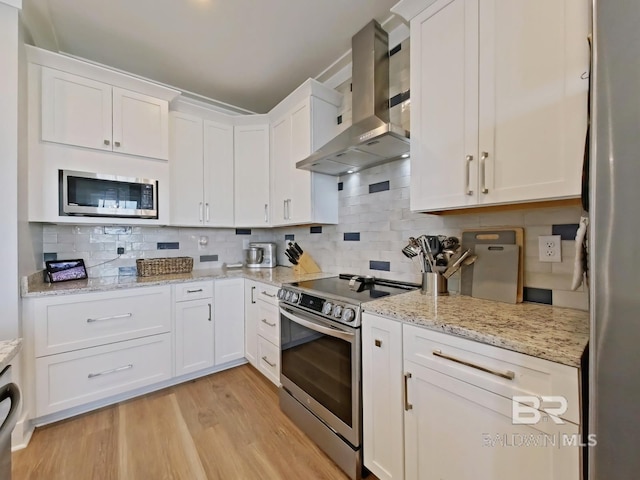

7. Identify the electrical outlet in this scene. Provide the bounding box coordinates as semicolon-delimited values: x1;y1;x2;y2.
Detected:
538;235;562;263
117;247;125;255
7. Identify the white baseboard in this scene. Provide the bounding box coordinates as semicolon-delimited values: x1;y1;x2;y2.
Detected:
11;411;34;451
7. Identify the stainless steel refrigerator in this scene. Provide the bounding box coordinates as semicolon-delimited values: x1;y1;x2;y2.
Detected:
590;1;640;478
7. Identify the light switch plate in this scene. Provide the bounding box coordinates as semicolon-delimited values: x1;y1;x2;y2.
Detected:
538;235;562;263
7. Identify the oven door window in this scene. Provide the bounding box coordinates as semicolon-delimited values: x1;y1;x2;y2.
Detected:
281;316;353;427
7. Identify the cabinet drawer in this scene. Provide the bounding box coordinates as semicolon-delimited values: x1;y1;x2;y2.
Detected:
35;333;172;417
174;281;214;302
257;336;280;386
403;324;580;424
257;302;280;346
34;286;171;357
256;283;279;305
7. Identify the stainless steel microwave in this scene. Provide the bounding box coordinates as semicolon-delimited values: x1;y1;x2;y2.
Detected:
60;170;158;219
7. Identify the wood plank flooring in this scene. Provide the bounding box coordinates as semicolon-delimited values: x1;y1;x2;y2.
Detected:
12;365;357;480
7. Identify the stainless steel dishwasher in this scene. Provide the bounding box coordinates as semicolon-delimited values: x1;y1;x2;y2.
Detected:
0;366;21;480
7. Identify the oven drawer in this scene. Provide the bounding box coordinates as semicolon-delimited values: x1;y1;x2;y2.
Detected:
33;286;171;357
35;333;172;417
257;302;280;346
174;281;214;302
257;336;280;386
403;324;580;424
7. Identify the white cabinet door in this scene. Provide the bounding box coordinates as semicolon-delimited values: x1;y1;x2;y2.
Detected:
112;87;169;160
270;114;292;226
204;119;234;226
409;0;480;211
244;280;259;367
406;0;588;212
214;278;245;365
174;298;214;376
269;96;339;226
362;313;405;480
478;0;588;204
404;360;580;480
41;67;113;151
234;124;270;227
170;111;205;226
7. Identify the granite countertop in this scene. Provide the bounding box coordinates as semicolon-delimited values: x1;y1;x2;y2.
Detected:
21;266;336;298
363;290;589;367
0;339;22;372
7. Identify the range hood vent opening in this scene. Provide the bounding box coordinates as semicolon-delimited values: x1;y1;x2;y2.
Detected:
296;20;410;176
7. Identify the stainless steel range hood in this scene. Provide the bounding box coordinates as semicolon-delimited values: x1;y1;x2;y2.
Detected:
296;20;410;176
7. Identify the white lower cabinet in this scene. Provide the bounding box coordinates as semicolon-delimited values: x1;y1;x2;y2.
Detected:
362;313;582;480
35;334;172;417
244;280;281;385
213;278;245;365
174;290;214;376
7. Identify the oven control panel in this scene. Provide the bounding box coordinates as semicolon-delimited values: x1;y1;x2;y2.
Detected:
278;288;359;326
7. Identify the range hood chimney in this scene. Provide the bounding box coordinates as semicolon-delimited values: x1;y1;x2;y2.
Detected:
296;20;410;176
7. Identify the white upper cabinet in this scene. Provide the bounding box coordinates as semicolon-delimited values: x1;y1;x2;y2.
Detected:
269;80;342;226
394;0;589;212
234;121;271;227
170;111;234;227
41;66;170;160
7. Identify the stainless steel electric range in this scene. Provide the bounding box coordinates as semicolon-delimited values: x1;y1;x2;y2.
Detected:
277;274;419;480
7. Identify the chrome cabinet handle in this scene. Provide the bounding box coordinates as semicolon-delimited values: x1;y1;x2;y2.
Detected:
264;204;268;223
404;372;413;411
251;286;256;304
261;291;276;298
480;151;489;194
283;200;287;220
114;141;121;147
261;356;276;368
432;349;515;380
205;203;210;222
465;154;474;196
88;363;133;379
208;303;212;322
199;202;204;222
186;288;203;293
261;318;276;327
87;313;132;323
103;139;110;146
375;339;382;347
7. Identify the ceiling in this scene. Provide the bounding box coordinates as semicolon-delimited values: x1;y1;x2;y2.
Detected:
22;0;402;113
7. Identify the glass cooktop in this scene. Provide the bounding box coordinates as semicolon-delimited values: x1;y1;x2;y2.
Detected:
289;274;419;304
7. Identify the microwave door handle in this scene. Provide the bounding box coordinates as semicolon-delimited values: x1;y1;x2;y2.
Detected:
279;307;354;342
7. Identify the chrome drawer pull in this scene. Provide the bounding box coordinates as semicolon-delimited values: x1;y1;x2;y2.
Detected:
404;372;413;411
87;313;132;323
187;288;203;293
261;356;276;368
480;151;489;194
261;319;276;327
88;363;133;379
433;349;515;380
261;291;276;298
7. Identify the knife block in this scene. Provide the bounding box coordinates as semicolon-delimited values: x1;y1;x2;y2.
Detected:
293;253;321;274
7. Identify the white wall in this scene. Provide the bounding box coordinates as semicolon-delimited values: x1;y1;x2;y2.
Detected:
0;1;20;339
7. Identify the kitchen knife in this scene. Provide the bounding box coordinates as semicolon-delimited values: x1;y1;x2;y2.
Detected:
292;242;303;255
284;250;298;265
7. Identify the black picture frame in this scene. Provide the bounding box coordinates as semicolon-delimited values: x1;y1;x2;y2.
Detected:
45;259;88;283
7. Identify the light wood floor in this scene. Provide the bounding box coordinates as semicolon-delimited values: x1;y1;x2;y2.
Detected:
12;365;358;480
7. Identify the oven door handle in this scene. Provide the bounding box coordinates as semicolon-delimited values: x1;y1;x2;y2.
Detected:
279;307;355;342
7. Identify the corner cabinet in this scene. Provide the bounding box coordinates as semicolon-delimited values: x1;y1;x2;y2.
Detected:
270;80;342;226
41;66;170;160
361;312;582;480
170;111;234;226
213;278;245;365
234;120;271;227
392;0;590;212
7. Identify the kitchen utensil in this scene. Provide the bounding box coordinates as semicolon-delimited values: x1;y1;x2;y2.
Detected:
245;247;264;266
462;254;477;266
402;242;420;258
442;249;471;279
292;242;304;255
285;250;298;265
421;236;437;271
442;236;460;251
471;245;519;304
421;272;448;296
461;228;524;302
